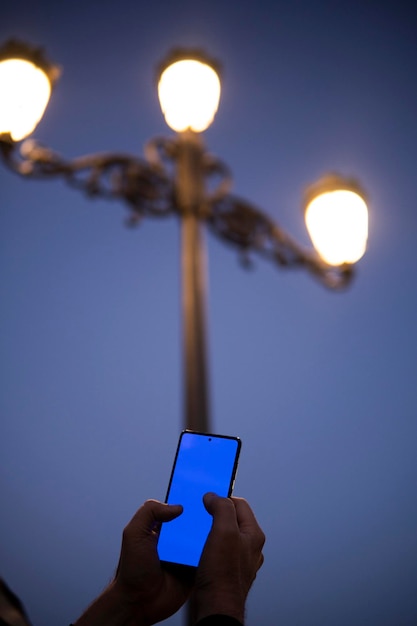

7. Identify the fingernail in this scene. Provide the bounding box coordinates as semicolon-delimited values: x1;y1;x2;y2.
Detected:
203;492;217;502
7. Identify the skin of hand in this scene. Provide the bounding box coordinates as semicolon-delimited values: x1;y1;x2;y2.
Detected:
192;493;265;624
114;500;195;624
74;495;265;626
74;500;194;626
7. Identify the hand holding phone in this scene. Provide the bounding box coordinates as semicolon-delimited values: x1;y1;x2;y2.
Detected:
194;493;265;624
157;430;241;568
73;433;265;626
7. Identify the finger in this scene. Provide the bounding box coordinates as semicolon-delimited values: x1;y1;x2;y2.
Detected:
231;497;265;546
231;497;260;530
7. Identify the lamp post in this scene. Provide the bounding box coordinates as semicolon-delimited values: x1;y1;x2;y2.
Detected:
0;39;368;438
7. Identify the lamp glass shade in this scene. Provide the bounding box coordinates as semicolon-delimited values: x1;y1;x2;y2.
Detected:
158;59;221;132
0;58;51;141
305;189;368;266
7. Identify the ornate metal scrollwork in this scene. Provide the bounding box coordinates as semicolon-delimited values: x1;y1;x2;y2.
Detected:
206;193;353;289
0;133;353;289
0;136;174;225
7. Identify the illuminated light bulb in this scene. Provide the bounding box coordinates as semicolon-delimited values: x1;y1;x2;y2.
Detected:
0;58;52;141
158;56;221;132
304;176;368;266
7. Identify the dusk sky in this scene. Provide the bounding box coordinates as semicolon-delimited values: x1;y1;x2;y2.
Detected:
1;1;416;625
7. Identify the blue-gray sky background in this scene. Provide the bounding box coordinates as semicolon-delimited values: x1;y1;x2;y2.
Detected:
1;1;416;625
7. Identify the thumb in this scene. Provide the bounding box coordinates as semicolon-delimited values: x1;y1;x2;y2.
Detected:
126;500;183;540
202;492;220;516
203;492;237;528
116;501;184;585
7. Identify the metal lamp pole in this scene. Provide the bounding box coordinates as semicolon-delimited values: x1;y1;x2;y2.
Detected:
176;131;211;432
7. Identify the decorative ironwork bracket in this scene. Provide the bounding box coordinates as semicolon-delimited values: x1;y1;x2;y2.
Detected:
0;134;353;289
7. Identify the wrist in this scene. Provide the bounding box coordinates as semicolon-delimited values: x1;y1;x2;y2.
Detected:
196;617;243;626
73;580;145;626
193;589;245;625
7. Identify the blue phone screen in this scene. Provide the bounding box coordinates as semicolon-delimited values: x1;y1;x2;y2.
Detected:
157;431;240;567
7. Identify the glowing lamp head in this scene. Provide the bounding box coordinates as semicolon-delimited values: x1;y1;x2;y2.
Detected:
157;49;221;133
0;39;60;141
304;174;368;266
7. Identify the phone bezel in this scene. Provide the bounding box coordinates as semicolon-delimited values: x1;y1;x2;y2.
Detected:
159;429;241;569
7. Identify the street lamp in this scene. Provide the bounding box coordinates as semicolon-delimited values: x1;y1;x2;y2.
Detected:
0;39;369;436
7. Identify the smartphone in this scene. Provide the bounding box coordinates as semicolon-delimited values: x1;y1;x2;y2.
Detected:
157;430;241;568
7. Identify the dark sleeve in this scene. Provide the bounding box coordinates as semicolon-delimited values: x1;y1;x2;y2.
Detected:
68;616;243;626
196;616;243;626
0;579;32;626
